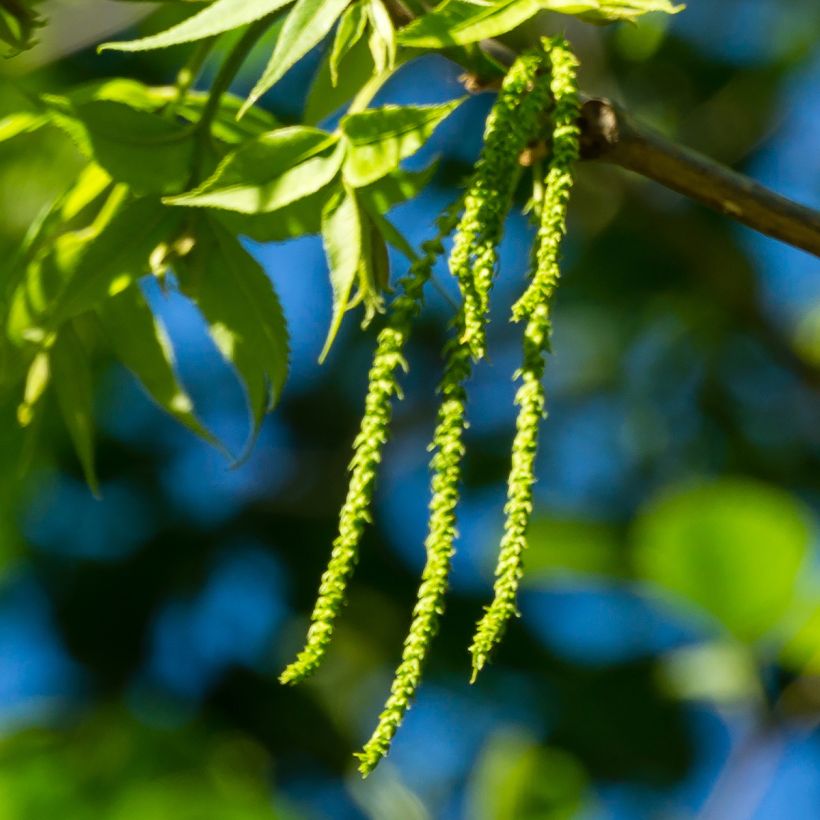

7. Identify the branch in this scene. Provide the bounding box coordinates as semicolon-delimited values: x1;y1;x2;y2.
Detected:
579;99;820;259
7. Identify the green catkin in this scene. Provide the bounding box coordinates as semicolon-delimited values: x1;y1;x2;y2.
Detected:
356;315;472;776
355;45;561;775
449;48;554;361
280;207;460;685
470;37;581;679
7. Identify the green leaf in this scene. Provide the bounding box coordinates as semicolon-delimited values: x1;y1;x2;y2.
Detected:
165;126;342;213
176;219;290;443
397;0;542;48
97;283;217;447
0;111;48;143
16;350;51;428
573;0;685;23
50;325;99;495
397;0;683;46
242;0;352;115
341;98;464;187
330;1;368;85
319;185;363;362
218;181;339;242
633;479;811;643
357;162;439;214
366;0;396;74
8;196;183;345
304;33;375;126
44;97;195;195
100;0;294;52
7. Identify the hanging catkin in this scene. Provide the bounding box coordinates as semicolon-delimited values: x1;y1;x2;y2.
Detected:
356;313;472;776
470;37;581;679
448;48;553;361
355;42;564;775
280;207;460;685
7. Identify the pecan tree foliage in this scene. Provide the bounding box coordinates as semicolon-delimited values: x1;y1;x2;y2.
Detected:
7;0;817;776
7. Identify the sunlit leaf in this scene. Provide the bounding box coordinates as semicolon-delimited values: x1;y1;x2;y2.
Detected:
166;127;342;213
341;99;464;187
100;0;294;52
242;0;351;115
0;111;48;143
330;1;368;85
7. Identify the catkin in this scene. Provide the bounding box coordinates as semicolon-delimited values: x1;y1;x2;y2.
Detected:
355;44;563;774
356;316;472;776
470;37;581;679
449;48;553;361
280;208;459;685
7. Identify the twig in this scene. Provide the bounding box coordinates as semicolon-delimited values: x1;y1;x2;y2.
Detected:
579;99;820;259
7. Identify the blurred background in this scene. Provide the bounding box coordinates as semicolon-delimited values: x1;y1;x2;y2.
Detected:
1;0;820;817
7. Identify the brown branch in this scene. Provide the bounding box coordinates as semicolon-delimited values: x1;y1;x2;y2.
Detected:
579;99;820;259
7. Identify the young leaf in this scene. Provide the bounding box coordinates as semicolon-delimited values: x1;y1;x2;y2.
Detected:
397;0;543;48
165;127;343;214
100;0;294;52
176;219;290;443
330;1;368;85
341;99;464;187
319;185;363;362
242;0;352;116
366;0;396;74
97;284;217;447
44;97;195;195
50;325;99;495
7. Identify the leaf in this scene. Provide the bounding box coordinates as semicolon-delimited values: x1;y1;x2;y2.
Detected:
44;97;195;195
0;111;48;143
304;33;375;126
8;196;183;345
633;479;811;643
165;126;343;213
97;283;217;446
218;181;339;242
176;219;290;444
330;1;368;85
341;99;464;187
100;0;295;52
397;0;542;48
50;325;99;495
319;185;363;362
17;351;51;428
573;0;685;23
242;0;352;116
366;0;396;73
357;162;439;214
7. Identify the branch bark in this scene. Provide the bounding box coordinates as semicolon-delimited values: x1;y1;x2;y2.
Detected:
578;99;820;258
